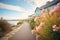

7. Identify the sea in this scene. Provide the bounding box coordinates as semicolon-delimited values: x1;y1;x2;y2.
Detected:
7;21;19;25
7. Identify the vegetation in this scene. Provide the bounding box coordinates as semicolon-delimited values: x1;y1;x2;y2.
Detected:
31;2;60;40
17;20;24;25
29;18;35;29
0;20;12;37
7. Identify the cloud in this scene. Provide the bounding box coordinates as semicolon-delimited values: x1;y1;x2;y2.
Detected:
23;0;53;16
0;0;53;19
0;3;34;19
25;0;53;7
0;3;34;15
0;3;26;12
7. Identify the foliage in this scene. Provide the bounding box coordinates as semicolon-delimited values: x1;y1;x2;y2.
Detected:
0;20;12;37
17;20;24;25
31;2;60;40
29;18;35;29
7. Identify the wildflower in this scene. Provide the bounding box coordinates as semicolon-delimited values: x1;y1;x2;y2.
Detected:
54;5;60;12
49;10;55;15
36;34;40;40
54;3;60;11
35;22;44;32
57;2;60;6
56;27;60;30
53;29;57;31
34;17;39;22
52;25;60;31
36;26;40;32
53;27;60;32
41;9;47;14
49;2;60;15
52;25;56;29
31;30;35;34
39;22;44;27
41;9;47;17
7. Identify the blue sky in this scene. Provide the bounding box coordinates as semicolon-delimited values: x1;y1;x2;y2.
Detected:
0;0;33;9
0;0;53;19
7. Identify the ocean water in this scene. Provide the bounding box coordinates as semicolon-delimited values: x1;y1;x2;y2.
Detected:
8;21;19;25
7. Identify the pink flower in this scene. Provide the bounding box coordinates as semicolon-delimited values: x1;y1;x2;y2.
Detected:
41;9;47;17
49;2;60;15
36;34;40;40
31;30;35;34
36;26;40;32
54;2;60;11
41;9;46;14
56;27;60;30
52;25;56;29
39;22;44;27
57;2;60;6
34;17;39;22
35;22;44;32
53;29;57;31
52;25;60;31
49;10;55;15
54;5;60;12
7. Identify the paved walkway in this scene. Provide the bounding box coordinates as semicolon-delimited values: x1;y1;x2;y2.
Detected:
0;23;23;40
8;22;36;40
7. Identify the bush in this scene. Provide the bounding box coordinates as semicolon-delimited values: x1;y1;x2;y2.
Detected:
29;18;35;29
17;20;23;25
31;2;60;40
0;20;12;37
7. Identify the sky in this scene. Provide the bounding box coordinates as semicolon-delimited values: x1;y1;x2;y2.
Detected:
0;0;53;20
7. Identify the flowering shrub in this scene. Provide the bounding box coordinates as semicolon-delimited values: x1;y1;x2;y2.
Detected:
31;2;60;40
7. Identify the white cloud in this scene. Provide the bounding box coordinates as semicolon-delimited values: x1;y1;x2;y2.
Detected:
25;0;53;7
0;3;26;12
34;0;53;7
0;0;53;19
0;3;34;19
24;0;53;16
